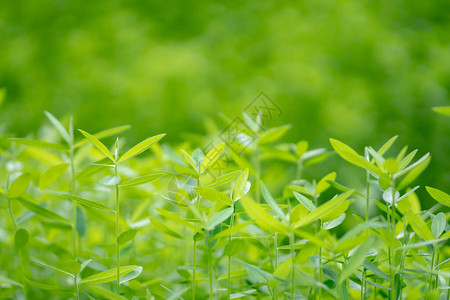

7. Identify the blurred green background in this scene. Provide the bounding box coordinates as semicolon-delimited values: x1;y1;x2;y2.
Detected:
1;0;449;204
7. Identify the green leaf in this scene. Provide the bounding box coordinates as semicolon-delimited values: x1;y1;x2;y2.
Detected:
241;195;290;234
99;175;121;186
118;134;166;163
433;106;450;116
362;260;390;281
24;278;72;293
384;158;399;175
395;153;430;179
32;259;75;278
149;217;183;239
431;213;446;238
203;170;240;188
397;155;430;190
339;235;377;283
44;111;71;145
179;149;199;173
79;265;139;285
194;187;232;206
405;211;434;241
426;186;450;207
117;229;138;244
225;239;244;256
120;173;164;187
329;139;381;176
213;221;252;240
206;207;233;230
62;194;115;213
200;142;226;173
232;169;249;201
293;192;316;212
323;213;346;230
377;135;398;156
316;172;337;195
17;197;70;224
8;173;31;198
76;206;87;237
293;190;353;228
78;129;114;161
74;125;131;148
296;140;309;157
261;181;287;223
15;228;29;248
8;138;68;151
258;125;291;144
39;163;69;190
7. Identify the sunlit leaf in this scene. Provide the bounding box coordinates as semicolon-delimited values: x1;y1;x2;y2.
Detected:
118;134;166;163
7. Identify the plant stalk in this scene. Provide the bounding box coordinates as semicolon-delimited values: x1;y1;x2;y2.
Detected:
115;162;120;295
289;231;295;299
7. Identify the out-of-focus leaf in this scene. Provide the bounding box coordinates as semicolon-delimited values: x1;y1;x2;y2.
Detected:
79;266;140;284
8;173;31;198
426;186;450;207
405;211;434;241
200;142;225;173
39;163;69;190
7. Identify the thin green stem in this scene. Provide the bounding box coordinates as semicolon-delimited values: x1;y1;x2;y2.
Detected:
75;276;79;300
274;232;278;300
70;146;78;258
389;178;396;300
289;231;295;299
429;244;436;292
193;240;197;300
227;205;235;300
115;162;120;295
208;240;213;300
6;196;17;233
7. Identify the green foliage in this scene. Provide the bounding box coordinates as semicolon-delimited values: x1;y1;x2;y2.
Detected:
0;111;448;300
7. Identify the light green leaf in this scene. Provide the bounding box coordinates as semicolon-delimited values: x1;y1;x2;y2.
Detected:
323;213;346;230
149;217;183;239
241;195;290;234
405;211;434;241
377;135;398;156
316;172;337;195
433;106;450;116
431;213;446;238
329;139;381;176
206;207;233;230
39;163;69;190
258;125;291;144
195;187;232;206
76;206;87;236
74;125;131;148
17;197;70;224
179;149;199;173
204;170;240;188
118;134;166;163
296;141;309;158
79;266;139;285
120;173;164;187
293;190;353;228
426;186;450;207
232;169;249;201
8;173;31;198
339;235;377;283
44;111;71;145
9;138;68;151
213;221;252;240
24;278;72;293
62;194;115;213
261;181;287;223
397;155;430;190
78;129;114;161
225;239;244;256
200;142;226;173
99;175;121;186
293;192;316;212
15;228;29;248
117;229;138;244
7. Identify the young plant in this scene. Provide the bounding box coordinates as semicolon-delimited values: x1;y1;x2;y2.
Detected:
78;129;165;294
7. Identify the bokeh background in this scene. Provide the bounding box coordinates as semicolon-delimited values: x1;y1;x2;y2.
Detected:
1;0;449;206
